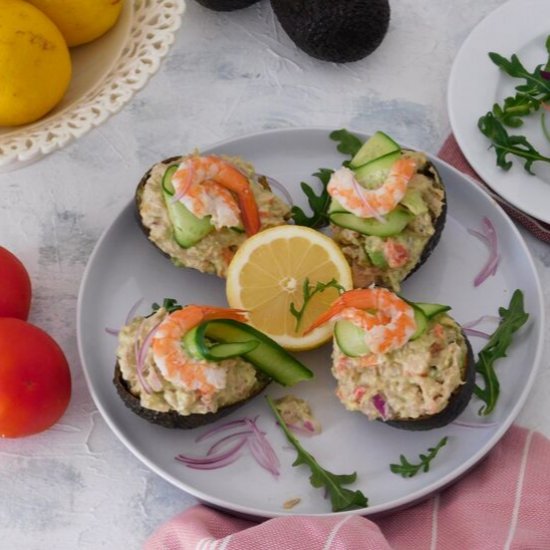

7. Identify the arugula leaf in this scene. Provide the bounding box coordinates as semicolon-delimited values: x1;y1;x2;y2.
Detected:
267;396;368;512
478;35;550;173
474;289;529;416
329;129;363;158
491;94;540;128
477;112;550;174
151;298;182;314
290;168;333;229
390;437;448;478
289;278;345;331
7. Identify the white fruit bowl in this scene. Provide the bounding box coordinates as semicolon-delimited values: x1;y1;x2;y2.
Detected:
0;0;186;172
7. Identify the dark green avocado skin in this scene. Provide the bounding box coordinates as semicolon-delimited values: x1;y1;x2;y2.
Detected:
384;333;476;431
271;0;391;63
113;363;270;429
195;0;260;11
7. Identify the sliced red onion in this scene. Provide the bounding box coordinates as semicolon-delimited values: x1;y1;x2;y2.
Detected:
206;430;255;456
126;297;144;325
461;315;501;329
178;416;280;475
105;297;144;337
175;437;247;467
468;217;500;287
248;436;280;477
171;162;195;203
452;419;498;429
264;176;294;207
351;175;386;223
372;394;387;419
462;327;491;340
541;70;550;81
196;418;251;442
134;319;162;395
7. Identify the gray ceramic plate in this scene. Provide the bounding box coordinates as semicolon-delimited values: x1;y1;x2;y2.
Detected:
77;128;544;518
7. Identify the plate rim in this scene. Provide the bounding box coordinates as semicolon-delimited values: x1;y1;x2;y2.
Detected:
76;126;545;518
447;0;550;223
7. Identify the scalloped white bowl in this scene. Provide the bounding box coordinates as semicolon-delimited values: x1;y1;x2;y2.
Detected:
0;0;185;172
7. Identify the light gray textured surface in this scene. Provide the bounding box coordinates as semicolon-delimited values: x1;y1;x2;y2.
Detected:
1;0;548;548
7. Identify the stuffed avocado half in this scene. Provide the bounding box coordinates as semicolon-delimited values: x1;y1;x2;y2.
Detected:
136;154;291;278
328;132;446;291
306;288;474;430
114;301;313;429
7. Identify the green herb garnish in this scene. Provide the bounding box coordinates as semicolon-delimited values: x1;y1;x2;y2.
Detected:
478;35;550;173
329;128;363;158
474;289;529;416
289;278;345;331
477;113;550;173
151;298;182;314
267;396;368;512
390;436;448;478
290;168;333;229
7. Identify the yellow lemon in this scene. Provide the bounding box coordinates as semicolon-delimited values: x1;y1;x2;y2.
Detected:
0;0;71;127
26;0;124;47
226;225;353;351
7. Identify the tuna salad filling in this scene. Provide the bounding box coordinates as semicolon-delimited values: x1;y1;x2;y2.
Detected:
138;155;291;277
331;315;467;421
331;151;445;291
116;308;265;416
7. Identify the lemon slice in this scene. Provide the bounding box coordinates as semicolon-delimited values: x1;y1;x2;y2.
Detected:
226;225;353;351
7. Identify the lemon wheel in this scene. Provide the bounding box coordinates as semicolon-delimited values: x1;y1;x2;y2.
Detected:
226;225;353;351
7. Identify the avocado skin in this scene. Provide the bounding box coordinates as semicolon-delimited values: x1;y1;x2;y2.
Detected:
271;0;390;63
195;0;260;11
383;332;476;431
113;362;271;429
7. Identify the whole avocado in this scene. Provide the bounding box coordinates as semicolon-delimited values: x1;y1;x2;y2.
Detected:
271;0;391;63
194;0;260;11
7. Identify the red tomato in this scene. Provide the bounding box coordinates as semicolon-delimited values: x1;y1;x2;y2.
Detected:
0;247;32;320
0;318;71;438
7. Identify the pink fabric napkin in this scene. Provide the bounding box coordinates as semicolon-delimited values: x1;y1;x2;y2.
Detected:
144;425;550;550
438;134;550;243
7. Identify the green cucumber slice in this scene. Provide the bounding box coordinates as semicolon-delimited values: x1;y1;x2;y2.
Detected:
329;206;413;237
334;320;369;357
410;307;428;340
162;165;213;248
183;325;259;361
354;150;401;188
350;131;401;169
414;302;452;319
201;319;313;386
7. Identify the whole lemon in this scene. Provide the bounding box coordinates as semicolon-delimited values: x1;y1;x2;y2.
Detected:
0;0;72;127
26;0;124;47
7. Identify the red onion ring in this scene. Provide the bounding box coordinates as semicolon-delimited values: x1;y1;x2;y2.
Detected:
264;176;294;207
134;319;162;394
468;217;500;286
462;328;491;340
452;419;498;429
177;416;280;475
171;161;195;203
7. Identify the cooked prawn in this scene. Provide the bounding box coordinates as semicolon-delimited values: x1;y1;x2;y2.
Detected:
151;305;248;396
305;288;416;354
327;158;416;218
171;155;261;235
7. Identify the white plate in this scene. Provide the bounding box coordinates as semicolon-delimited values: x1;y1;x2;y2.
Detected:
448;0;550;223
77;127;544;518
0;0;185;172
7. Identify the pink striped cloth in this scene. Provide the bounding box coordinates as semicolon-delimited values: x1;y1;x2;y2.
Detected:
144;425;550;550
